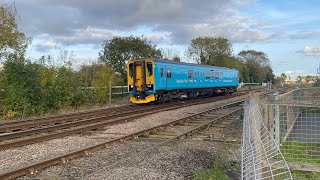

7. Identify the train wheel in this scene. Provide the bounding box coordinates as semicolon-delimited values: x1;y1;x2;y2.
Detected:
168;94;173;102
158;95;164;104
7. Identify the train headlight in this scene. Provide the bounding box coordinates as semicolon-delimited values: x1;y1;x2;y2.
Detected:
147;84;152;87
129;85;134;91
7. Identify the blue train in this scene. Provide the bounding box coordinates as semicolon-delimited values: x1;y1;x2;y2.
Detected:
127;58;239;104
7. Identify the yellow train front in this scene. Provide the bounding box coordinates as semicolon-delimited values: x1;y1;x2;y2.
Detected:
127;58;239;104
127;59;156;104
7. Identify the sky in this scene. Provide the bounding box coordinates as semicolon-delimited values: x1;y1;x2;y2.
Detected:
5;0;320;78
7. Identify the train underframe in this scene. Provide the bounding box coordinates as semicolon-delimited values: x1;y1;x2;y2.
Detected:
131;86;237;104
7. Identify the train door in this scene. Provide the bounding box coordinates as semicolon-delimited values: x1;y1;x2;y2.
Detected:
133;61;146;91
157;64;166;90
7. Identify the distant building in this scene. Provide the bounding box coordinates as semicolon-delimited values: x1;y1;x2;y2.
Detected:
284;78;296;84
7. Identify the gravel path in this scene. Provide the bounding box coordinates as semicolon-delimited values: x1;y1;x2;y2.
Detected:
85;139;219;180
0;95;245;175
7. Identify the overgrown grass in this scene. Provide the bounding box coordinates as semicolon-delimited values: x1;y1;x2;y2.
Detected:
291;170;320;179
0;96;130;122
301;107;320;114
280;141;320;164
193;161;227;180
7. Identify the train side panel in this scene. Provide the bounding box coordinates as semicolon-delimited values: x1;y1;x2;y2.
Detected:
153;61;238;91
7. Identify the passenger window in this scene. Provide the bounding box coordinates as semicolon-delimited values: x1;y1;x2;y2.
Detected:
205;71;210;79
220;72;223;79
146;62;153;76
129;63;133;77
210;71;214;79
215;72;219;79
188;70;193;78
160;68;164;78
167;69;171;78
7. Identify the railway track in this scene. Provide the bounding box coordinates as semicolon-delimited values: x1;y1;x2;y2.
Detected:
0;88;260;134
0;98;244;179
0;104;140;133
0;91;256;151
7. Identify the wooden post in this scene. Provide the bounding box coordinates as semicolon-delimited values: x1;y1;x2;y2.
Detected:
109;77;112;107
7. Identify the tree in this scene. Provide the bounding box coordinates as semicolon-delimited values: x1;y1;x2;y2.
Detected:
0;53;41;117
0;3;31;59
305;75;313;83
297;76;302;83
280;73;287;80
238;50;270;67
78;63;107;87
314;79;320;87
274;77;285;85
98;36;162;81
238;50;274;83
172;56;181;62
161;48;181;61
263;66;275;83
92;65;119;102
187;36;232;65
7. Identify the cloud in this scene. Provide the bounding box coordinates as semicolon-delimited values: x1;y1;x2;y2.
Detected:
144;34;164;43
285;70;294;75
71;57;98;70
34;41;60;52
297;46;320;56
58;27;120;45
278;60;289;65
289;31;320;40
284;70;305;77
13;0;282;51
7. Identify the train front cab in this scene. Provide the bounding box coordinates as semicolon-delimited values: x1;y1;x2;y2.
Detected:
127;59;155;104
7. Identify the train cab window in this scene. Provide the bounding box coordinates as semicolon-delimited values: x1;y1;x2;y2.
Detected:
167;69;171;78
146;62;153;76
188;70;193;78
210;71;214;79
129;63;133;77
160;68;164;78
205;71;210;79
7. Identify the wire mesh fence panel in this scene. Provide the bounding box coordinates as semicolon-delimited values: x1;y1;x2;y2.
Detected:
272;88;320;167
242;95;292;180
255;87;320;180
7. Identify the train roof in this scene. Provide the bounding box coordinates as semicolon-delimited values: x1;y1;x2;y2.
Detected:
131;58;236;71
